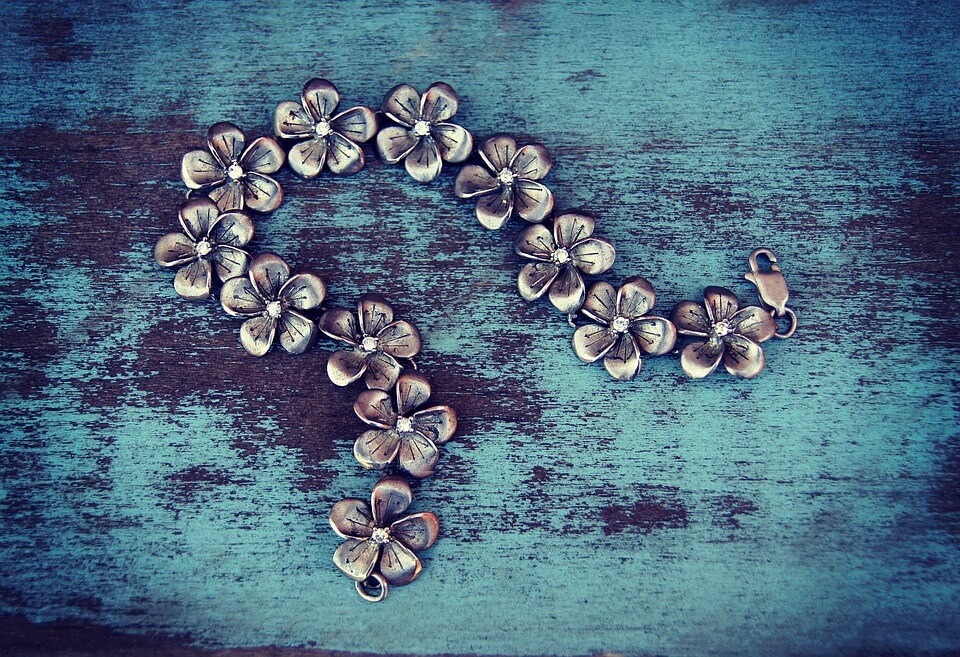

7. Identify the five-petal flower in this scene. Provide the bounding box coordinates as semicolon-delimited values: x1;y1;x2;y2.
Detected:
514;212;616;314
375;82;473;183
353;372;457;478
330;476;439;594
219;253;326;356
319;294;422;390
573;277;678;381
454;134;554;229
670;286;777;379
181;122;286;213
273;78;378;179
154;197;254;300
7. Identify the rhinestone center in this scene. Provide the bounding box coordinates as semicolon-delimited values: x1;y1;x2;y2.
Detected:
412;120;432;137
611;316;630;333
265;301;283;319
553;248;571;265
360;336;379;353
370;527;391;544
314;119;333;138
712;320;732;338
497;168;515;186
226;162;244;180
396;416;414;433
195;238;213;257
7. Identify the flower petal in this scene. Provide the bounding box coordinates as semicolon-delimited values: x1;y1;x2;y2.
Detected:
371;476;413;525
572;323;617;363
181;149;224;189
207;181;244;212
354;389;397;429
287;138;327;179
364;352;402;390
396;372;431;416
479;134;517;172
243;173;283;213
208;210;254;247
379;540;422;586
329;498;375;539
630;315;677;356
603;334;642;381
731;306;777;344
553;212;596;247
333;538;380;582
703;286;740;323
277;310;317;355
331;106;378;143
514;222;557;261
548;266;586;313
273;100;314;139
240;315;277;357
301;78;340;120
404;137;442;183
679;340;724;379
615;276;655;319
454;164;498;199
511;143;553;180
154;232;196;268
210;245;250;282
431;122;473;163
723;333;766;378
390;512;439;552
354;429;401;469
570;238;616;275
420;82;459;123
582;281;617;323
474;186;514;230
382;83;421;127
327;349;367;387
358;294;394;335
220;275;266;316
517;262;560;301
411;406;456;445
248;253;290;299
326;132;365;175
319;308;360;344
671;300;711;336
241;137;285;175
279;273;326;311
207;122;245;166
174;258;212;300
514;180;553;223
375;125;419;164
398;432;439;479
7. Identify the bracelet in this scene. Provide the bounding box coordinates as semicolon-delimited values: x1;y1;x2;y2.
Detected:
155;78;798;602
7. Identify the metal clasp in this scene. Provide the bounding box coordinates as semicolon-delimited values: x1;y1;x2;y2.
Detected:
744;248;797;339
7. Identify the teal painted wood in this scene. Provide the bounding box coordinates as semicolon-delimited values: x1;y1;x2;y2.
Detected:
1;0;959;655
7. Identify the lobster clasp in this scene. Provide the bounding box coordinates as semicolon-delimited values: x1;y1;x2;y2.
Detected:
744;248;789;315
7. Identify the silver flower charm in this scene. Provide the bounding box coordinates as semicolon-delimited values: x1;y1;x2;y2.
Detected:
573;278;677;381
514;212;616;314
181;122;285;213
671;286;777;379
353;372;457;479
330;476;439;602
219;253;326;357
454;134;554;229
154;197;254;300
273;78;378;179
375;82;473;183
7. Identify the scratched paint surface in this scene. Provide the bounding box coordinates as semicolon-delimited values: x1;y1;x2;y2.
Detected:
1;1;959;655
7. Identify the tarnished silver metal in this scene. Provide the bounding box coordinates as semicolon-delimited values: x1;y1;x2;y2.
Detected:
514;211;616;314
181;122;285;213
744;248;797;339
670;286;778;379
353;372;457;478
330;476;440;603
454;134;554;229
573;277;677;381
375;82;473;183
273;79;378;179
318;294;422;390
219;253;326;357
154;197;254;300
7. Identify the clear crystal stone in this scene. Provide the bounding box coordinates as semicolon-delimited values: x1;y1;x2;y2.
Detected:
611;316;630;333
195;238;213;257
226;162;244;180
553;248;571;265
412;120;431;137
265;301;283;319
713;320;732;338
314;120;333;137
497;168;515;186
360;336;379;353
370;527;391;544
396;416;413;433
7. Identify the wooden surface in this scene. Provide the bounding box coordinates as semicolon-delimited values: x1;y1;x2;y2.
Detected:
2;1;959;655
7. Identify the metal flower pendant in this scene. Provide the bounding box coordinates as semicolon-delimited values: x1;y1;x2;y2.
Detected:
154;198;254;300
573;277;677;381
181;122;285;213
219;253;326;357
330;476;439;602
454;134;554;229
375;82;473;183
273;78;378;178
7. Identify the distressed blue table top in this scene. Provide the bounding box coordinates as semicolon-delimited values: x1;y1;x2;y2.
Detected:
2;1;959;655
